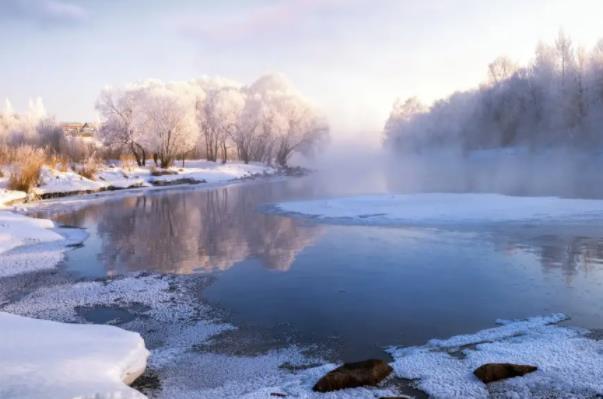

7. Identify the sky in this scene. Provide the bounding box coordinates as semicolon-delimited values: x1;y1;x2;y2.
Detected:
2;0;603;145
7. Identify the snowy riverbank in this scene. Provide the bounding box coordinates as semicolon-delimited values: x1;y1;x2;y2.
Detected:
32;160;277;198
0;160;279;278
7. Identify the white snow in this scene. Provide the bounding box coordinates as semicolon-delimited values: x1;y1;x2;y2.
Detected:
0;210;86;278
0;311;149;399
388;314;603;399
144;160;274;184
275;193;603;224
34;166;106;196
0;189;27;205
0;210;62;254
32;161;275;197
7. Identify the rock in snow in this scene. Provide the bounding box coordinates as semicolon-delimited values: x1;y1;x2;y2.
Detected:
473;363;537;383
313;359;393;392
388;314;603;398
0;311;149;399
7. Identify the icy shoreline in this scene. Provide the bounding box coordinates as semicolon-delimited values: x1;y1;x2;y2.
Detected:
273;193;603;225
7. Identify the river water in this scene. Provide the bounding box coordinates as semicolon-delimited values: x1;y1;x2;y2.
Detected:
36;177;603;361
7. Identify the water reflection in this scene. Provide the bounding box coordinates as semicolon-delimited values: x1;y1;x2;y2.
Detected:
52;182;322;275
482;227;603;282
37;181;603;360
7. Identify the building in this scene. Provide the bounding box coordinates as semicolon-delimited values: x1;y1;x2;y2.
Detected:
61;122;97;138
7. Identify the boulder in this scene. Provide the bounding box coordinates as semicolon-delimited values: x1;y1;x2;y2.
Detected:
473;363;537;383
313;359;393;392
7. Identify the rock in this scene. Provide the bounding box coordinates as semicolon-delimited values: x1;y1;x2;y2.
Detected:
312;359;393;392
473;363;537;383
150;169;178;176
149;177;206;186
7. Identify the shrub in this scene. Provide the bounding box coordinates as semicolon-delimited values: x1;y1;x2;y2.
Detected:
120;153;136;171
7;146;46;192
76;155;100;180
47;153;70;172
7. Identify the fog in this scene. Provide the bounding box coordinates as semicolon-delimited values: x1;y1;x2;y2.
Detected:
355;32;603;199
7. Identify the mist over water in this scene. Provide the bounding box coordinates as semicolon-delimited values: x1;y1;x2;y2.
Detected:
311;141;603;199
382;148;603;198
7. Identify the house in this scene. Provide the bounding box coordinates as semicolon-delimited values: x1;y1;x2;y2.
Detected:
61;122;97;137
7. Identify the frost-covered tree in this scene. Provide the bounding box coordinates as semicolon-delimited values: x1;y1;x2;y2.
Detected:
96;86;147;166
132;82;199;168
384;32;603;154
244;74;328;166
0;97;63;148
95;74;328;166
203;87;245;163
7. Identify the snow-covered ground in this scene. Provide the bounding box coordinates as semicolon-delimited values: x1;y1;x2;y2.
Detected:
274;193;603;224
389;314;603;398
0;208;87;278
33;161;275;197
0;311;149;399
0;184;89;278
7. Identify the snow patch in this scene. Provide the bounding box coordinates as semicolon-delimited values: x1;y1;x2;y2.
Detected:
274;193;603;225
388;314;603;398
0;211;85;278
0;210;62;254
35;166;106;196
0;311;148;399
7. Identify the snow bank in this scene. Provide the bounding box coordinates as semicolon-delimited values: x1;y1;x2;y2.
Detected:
0;311;148;399
388;314;603;398
0;211;84;278
33;161;275;197
274;193;603;224
145;161;274;185
35;166;106;196
97;169;148;189
0;189;27;205
0;210;62;254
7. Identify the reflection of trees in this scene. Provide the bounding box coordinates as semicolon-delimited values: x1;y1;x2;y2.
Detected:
81;184;322;274
488;228;603;283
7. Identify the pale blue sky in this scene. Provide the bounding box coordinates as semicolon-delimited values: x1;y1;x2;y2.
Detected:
2;0;603;142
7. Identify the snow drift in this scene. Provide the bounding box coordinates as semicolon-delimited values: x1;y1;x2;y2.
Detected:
0;311;149;399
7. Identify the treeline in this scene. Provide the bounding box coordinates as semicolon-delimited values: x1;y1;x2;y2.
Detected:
384;32;603;153
0;98;97;161
96;74;329;168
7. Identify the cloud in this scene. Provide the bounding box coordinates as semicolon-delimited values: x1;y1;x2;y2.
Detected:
2;0;89;27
